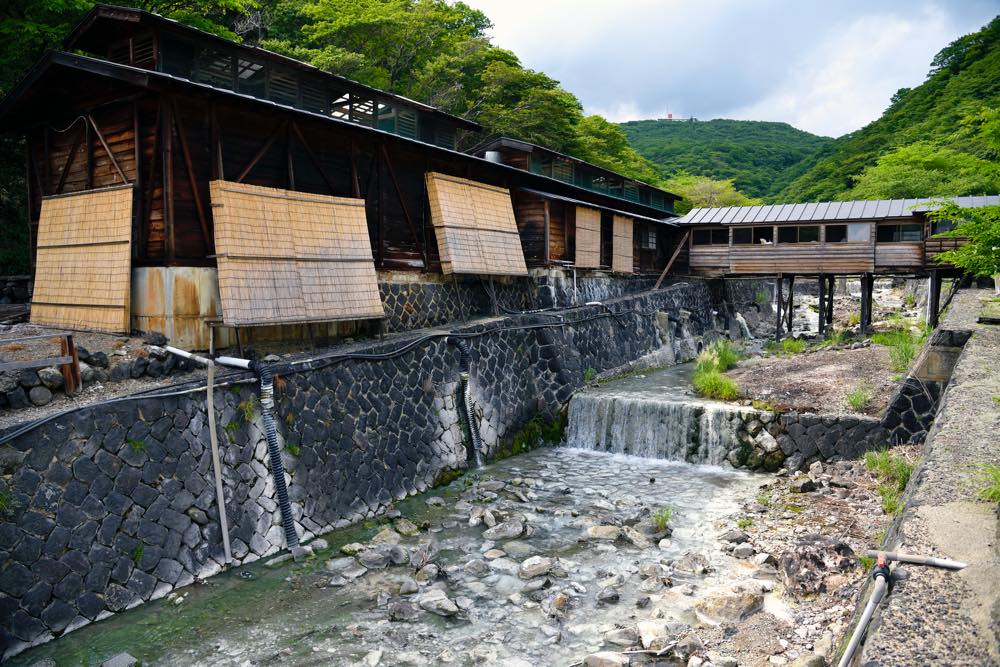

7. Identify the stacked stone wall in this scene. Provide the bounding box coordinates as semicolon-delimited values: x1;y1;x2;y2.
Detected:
0;280;722;656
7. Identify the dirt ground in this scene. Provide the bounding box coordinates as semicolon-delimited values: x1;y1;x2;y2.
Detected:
725;346;897;416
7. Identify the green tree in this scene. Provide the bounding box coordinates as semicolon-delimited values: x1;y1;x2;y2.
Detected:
664;172;761;214
931;202;1000;284
846;141;1000;199
572;115;665;186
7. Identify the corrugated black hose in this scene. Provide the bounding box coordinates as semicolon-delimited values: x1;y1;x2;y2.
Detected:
250;360;301;553
447;336;484;467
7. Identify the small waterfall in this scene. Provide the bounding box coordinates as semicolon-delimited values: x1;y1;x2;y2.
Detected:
565;393;746;465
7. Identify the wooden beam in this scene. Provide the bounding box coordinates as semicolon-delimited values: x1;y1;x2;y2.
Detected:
291;122;337;195
142;103;162;259
170;100;212;252
654;230;689;289
42;126;51;194
132;101;142;262
350;139;361;198
235;120;287;183
785;274;796;332
85;119;94;190
286;123;295;190
543;199;551;266
87;114;128;184
163;101;175;261
54;127;84;195
927;270;942;328
826;274;835;325
380;143;425;267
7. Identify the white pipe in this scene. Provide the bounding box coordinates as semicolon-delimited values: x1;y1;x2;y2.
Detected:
838;574;888;667
164;345;232;564
864;550;966;570
214;355;252;369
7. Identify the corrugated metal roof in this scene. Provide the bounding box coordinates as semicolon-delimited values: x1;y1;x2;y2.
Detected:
675;195;1000;225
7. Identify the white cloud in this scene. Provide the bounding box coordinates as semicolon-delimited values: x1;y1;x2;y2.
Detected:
463;0;998;137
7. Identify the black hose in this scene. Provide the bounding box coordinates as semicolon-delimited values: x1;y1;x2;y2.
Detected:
250;361;300;552
447;336;483;467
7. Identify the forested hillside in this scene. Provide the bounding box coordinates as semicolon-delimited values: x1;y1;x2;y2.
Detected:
778;15;1000;201
620;119;833;199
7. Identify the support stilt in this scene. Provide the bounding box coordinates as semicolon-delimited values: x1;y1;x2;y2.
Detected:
860;273;873;334
818;273;827;336
826;274;835;325
775;274;784;341
927;270;942;328
785;275;796;333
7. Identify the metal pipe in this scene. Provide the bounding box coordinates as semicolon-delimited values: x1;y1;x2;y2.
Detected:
864;550;966;570
838;555;891;667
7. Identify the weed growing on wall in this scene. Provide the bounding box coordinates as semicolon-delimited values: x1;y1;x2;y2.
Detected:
972;463;1000;503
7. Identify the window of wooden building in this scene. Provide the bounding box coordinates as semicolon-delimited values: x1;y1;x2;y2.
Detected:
826;223;870;243
876;223;923;243
733;227;777;244
640;226;657;250
692;228;728;245
777;225;819;244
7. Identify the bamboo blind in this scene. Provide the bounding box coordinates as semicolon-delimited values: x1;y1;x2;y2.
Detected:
31;186;133;332
209;181;384;326
425;172;528;276
612;214;634;274
575;206;601;268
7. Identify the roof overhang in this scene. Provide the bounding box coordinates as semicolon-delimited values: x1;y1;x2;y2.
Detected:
519;188;678;226
0;51;677;221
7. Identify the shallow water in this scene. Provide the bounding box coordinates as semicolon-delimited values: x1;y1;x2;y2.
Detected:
11;448;766;667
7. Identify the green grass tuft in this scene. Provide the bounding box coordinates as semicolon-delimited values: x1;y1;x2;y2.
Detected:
845;384;874;412
972;463;1000;503
691;340;743;400
736;517;753;529
651;506;673;531
864;449;915;515
286;442;301;457
132;544;144;565
755;289;770;305
237;397;258;423
871;324;930;373
859;554;876;571
755;489;771;507
127;437;146;453
583;367;597;384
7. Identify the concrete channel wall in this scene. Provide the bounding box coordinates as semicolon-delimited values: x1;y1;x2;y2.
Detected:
0;278;744;657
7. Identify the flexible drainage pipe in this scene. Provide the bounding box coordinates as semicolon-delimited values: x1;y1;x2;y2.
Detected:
165;347;303;558
249;360;303;556
447;337;484;467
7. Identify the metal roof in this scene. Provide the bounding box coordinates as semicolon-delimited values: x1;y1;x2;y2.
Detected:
518;188;678;226
675;196;1000;225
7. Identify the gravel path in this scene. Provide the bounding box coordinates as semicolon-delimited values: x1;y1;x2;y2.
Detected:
858;288;1000;666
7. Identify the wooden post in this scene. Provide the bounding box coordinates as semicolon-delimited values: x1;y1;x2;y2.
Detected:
826;274;835;325
786;274;796;333
543;199;551;267
775;274;784;342
860;273;873;334
927;270;942;328
163;101;175;262
60;335;82;395
817;273;826;336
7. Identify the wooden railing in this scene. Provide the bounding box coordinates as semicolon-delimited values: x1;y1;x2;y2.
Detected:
0;333;83;395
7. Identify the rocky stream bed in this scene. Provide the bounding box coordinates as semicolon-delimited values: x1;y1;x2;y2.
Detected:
10;445;894;667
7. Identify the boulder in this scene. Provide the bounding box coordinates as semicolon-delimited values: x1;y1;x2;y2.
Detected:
583;652;628;667
28;386;53;406
779;535;856;597
518;555;553;579
636;620;670;650
733;542;755;559
694;589;763;624
416;588;459;616
719;528;749;544
369;528;401;545
483;517;525;540
621;526;652;549
673;551;711;575
393;518;421;537
37;367;65;390
587;525;621;541
789;476;817;493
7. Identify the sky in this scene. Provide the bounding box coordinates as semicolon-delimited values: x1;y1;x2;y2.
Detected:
462;0;998;138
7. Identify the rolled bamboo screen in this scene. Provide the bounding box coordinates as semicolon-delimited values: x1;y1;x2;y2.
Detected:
31;185;134;332
425;172;528;276
575;206;601;268
209;180;384;326
612;214;634;274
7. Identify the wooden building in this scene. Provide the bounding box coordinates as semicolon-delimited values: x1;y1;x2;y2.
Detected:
675;196;996;333
677;197;995;277
0;5;680;348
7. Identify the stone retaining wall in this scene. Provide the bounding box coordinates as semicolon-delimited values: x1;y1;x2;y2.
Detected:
0;280;723;657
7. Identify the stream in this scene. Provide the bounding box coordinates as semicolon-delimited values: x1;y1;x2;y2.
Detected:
11;446;768;667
